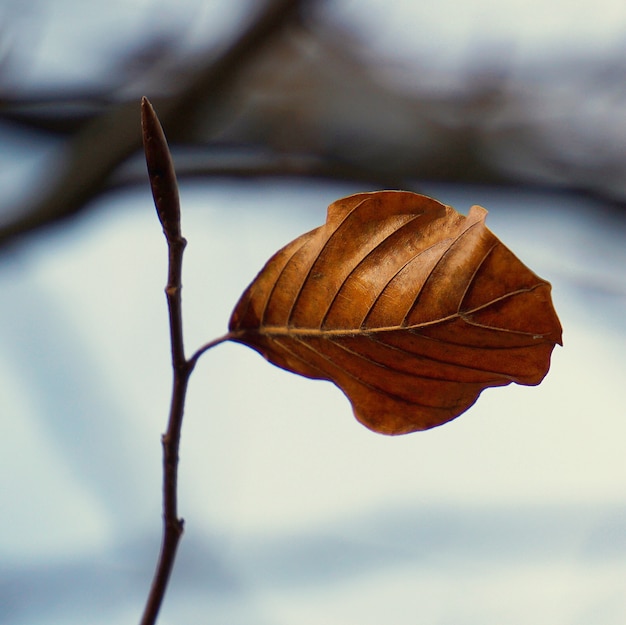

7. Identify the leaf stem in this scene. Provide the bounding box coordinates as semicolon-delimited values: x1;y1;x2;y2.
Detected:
188;332;239;368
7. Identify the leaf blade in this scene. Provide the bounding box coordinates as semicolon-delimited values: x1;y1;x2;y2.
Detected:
230;191;562;434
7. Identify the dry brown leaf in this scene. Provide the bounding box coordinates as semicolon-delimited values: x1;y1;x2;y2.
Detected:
229;191;562;435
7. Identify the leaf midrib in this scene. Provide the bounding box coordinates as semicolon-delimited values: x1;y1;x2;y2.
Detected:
244;284;547;340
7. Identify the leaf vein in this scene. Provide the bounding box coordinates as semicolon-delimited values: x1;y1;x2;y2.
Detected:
320;212;423;328
400;218;484;325
330;336;510;383
285;197;369;326
278;336;458;410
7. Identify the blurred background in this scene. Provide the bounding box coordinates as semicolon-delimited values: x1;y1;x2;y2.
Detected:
1;0;625;623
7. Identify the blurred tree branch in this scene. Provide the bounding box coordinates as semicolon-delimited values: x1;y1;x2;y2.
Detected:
0;0;312;247
2;0;626;250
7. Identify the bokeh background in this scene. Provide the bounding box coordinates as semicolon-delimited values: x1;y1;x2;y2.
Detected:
1;1;625;623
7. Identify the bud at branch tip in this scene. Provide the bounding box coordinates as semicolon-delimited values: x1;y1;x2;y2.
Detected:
141;97;181;241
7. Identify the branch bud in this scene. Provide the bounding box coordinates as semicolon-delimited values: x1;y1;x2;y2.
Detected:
141;97;181;241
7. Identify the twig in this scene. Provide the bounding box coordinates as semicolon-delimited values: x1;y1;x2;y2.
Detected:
139;95;187;625
139;97;231;625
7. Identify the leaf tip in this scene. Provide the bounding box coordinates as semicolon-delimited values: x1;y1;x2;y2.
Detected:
468;204;488;222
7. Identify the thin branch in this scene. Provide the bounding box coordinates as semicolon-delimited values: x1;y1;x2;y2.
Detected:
139;96;188;625
139;97;230;625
